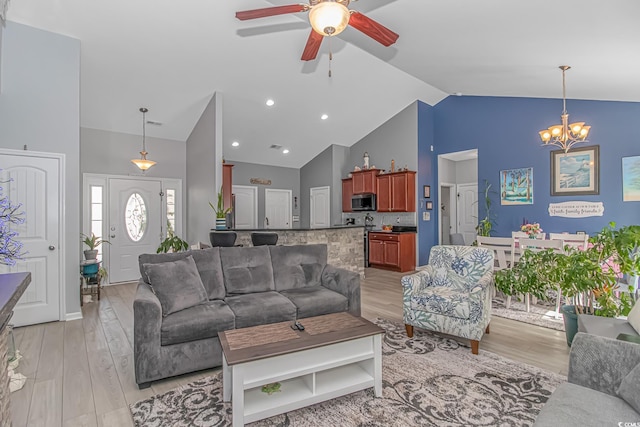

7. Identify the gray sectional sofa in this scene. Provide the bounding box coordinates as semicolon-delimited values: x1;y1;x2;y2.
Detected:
534;332;640;426
133;244;361;388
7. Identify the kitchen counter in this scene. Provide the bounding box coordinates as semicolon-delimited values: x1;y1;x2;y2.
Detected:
228;227;365;278
224;225;364;232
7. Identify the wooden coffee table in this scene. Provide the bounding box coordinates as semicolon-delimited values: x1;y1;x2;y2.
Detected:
219;312;384;426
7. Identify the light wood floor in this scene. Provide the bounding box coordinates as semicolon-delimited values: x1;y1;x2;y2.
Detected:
10;267;569;426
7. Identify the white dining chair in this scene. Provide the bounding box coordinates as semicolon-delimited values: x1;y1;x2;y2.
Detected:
512;231;547;240
549;232;589;251
477;236;514;302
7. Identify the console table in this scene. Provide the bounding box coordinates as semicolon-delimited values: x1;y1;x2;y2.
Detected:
0;272;31;425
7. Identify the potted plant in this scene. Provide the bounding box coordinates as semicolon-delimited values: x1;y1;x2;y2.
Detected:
81;232;110;260
209;187;232;230
157;221;189;253
475;179;497;238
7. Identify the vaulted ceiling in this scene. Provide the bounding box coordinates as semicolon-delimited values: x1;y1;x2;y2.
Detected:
8;0;640;168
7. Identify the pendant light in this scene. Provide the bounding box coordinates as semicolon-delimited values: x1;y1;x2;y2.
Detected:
131;107;156;171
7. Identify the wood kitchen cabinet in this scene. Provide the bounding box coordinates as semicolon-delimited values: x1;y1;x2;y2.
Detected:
376;171;416;212
342;178;353;212
351;169;379;194
368;232;416;272
223;163;234;211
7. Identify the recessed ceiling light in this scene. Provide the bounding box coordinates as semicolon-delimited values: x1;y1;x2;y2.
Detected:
282;149;290;154
266;99;275;107
231;141;239;147
321;114;329;120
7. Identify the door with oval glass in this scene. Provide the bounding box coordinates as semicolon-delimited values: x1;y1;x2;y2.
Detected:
109;178;162;283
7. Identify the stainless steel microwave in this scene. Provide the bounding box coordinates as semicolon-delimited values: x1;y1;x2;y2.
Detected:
351;193;376;211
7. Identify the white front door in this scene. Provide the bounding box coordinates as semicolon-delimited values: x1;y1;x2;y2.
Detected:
232;185;258;229
0;152;62;326
264;189;292;229
109;179;162;283
457;183;478;245
310;186;330;228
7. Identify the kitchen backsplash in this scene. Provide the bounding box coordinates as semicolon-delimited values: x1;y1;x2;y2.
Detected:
341;212;417;228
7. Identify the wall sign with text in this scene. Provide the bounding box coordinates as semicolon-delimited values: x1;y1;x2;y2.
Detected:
548;201;604;218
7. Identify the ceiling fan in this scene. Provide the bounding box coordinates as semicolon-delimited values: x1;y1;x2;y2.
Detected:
235;0;399;61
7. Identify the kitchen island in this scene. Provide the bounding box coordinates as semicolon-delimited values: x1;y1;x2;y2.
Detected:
226;226;365;279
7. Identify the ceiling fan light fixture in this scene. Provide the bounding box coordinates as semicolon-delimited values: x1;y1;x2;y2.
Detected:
309;2;350;37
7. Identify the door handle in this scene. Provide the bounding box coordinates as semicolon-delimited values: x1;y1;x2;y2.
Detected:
48;245;55;251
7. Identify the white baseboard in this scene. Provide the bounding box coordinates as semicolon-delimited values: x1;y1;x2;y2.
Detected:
65;311;83;321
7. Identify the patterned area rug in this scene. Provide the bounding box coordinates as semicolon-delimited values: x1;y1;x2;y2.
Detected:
492;297;566;331
130;319;565;426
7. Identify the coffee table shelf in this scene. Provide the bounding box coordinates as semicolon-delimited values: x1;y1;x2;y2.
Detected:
220;313;383;426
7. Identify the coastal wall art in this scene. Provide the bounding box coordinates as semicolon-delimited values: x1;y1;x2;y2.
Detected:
622;155;640;202
500;167;533;205
551;145;599;196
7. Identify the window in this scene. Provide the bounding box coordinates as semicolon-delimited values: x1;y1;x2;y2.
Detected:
125;193;147;242
166;188;176;236
90;185;104;258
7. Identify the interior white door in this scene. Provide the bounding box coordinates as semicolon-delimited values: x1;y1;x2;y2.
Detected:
310;186;330;229
457;183;478;245
264;189;292;229
232;185;258;229
0;152;61;326
109;179;162;283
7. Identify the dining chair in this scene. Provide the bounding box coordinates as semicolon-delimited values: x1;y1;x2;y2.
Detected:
549;232;589;251
512;237;565;317
477;236;514;301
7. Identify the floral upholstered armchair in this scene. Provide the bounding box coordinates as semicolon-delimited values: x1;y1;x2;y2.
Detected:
401;245;494;354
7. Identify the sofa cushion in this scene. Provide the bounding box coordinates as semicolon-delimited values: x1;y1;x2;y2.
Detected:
577;313;639;339
617;362;640;414
224;291;296;329
143;255;208;317
161;300;235;346
269;244;327;291
410;287;470;319
220;246;275;295
534;382;638;426
139;248;225;300
627;301;640;335
280;286;348;318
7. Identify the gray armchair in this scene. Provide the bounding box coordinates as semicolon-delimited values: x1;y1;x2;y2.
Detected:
534;332;640;426
401;245;494;354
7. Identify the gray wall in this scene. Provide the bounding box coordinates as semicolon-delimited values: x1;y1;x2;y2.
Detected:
80;127;186;179
0;22;81;316
186;93;221;244
438;157;456;183
455;158;478;184
331;145;350;225
227;160;300;226
347;102;419;173
300;145;334;228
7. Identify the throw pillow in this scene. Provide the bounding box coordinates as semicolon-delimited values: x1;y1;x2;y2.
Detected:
627;301;640;335
617;362;640;413
143;255;208;317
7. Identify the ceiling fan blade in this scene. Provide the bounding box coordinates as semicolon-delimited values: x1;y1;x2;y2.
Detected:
301;30;324;61
236;4;307;21
348;11;399;46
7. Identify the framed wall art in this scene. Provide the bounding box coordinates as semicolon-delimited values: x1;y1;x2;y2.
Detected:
426;201;433;210
551;145;599;196
423;185;431;198
500;167;534;205
622;155;640;202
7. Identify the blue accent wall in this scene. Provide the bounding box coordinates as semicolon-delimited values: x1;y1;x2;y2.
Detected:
417;101;436;265
426;95;640;243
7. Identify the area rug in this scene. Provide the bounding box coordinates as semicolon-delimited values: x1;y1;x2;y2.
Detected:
492;297;565;331
130;319;565;426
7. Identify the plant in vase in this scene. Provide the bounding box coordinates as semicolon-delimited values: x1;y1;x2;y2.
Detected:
157;220;189;253
81;232;110;260
521;222;542;238
475;179;497;238
209;187;232;230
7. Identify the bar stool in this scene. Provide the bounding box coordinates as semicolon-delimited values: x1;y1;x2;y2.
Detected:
209;231;237;247
251;232;278;246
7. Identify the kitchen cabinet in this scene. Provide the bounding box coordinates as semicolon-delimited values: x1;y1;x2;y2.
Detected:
342;178;353;212
368;232;416;272
376;171;416;212
351;169;379;194
223;163;234;211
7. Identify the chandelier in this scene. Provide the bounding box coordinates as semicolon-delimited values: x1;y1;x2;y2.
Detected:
131;107;156;171
538;66;591;153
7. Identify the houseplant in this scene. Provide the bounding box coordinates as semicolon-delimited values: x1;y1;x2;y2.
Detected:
157;221;189;253
475;179;497;238
81;232;110;260
209;187;232;230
